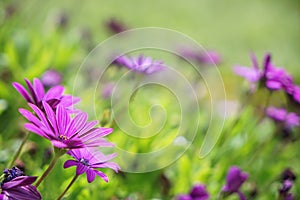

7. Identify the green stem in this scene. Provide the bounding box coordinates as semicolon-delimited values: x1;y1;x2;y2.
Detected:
57;175;79;200
8;132;30;168
35;148;66;188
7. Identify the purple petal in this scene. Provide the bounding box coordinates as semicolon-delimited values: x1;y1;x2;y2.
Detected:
25;78;38;104
266;80;282;90
233;66;260;82
94;170;109;182
44;86;64;100
86;169;96;183
42;101;58;133
51;140;69;149
24;123;48;139
2;176;37;189
19;108;42;127
56;105;70;136
33;78;45;102
2;185;41;200
76;164;88;175
63;160;79;168
12;82;33;103
60;95;80;108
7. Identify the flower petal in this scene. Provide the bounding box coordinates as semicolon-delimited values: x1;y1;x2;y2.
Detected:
86;169;96;183
12;82;33;103
63;160;79;168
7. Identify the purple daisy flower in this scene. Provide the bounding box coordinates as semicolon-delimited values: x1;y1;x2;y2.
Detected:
13;78;80;110
266;107;300;129
40;70;62;88
234;53;295;93
114;54;165;74
64;148;120;183
177;184;209;200
178;47;221;65
19;101;114;149
0;167;41;200
222;166;248;200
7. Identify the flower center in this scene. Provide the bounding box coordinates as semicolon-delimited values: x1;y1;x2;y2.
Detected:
79;158;90;166
1;167;24;185
58;135;69;141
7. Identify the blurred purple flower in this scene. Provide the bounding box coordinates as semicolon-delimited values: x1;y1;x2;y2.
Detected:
13;78;80;111
234;53;295;93
19;101;114;149
222;166;248;200
114;54;165;74
105;18;127;34
292;86;300;104
102;82;115;99
279;180;294;200
177;184;209;200
266;107;300;128
0;167;41;200
179;47;221;65
41;70;62;88
64;148;119;183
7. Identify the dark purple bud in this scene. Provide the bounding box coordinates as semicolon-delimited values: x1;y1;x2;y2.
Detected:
190;184;209;199
105;18;127;34
281;168;296;182
222;166;248;193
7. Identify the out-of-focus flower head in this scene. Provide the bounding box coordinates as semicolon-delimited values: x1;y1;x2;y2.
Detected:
41;70;62;88
222;166;248;200
178;47;221;65
177;184;209;200
266;107;300;129
0;167;41;200
105;18;127;34
64;148;120;183
234;53;295;94
114;54;165;74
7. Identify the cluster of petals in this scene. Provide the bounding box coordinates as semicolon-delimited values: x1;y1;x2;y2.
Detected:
114;54;165;74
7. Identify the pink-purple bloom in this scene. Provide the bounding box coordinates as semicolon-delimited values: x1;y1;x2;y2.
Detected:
13;78;79;110
266;107;300;129
40;70;62;88
279;180;294;200
234;53;295;93
0;167;41;200
19;101;114;149
114;54;165;74
177;184;209;200
178;47;221;65
222;166;248;200
64;148;120;183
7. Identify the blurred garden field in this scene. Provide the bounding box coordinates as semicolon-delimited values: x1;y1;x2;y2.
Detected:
0;0;300;199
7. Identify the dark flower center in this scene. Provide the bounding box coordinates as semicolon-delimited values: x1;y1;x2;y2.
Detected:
58;135;69;141
79;158;90;166
1;167;24;185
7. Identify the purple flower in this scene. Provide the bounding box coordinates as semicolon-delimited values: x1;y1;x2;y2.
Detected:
222;166;248;200
234;53;295;93
233;53;261;83
13;78;80;110
292;86;300;104
266;107;300;128
41;70;62;88
179;47;221;65
0;167;41;200
114;54;165;74
177;184;209;200
105;18;127;34
279;180;294;200
102;82;115;99
19;101;114;149
64;148;120;183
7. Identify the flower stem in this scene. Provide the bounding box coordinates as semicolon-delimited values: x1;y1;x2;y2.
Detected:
35;148;66;188
8;132;30;168
56;175;79;200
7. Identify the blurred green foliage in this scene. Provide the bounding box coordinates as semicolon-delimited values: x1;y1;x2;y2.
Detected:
0;0;300;199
